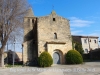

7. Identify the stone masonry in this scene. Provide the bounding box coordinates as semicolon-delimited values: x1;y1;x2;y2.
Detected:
23;8;72;64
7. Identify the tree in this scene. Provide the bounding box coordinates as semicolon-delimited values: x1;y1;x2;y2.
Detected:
72;40;84;55
75;42;84;55
0;0;29;67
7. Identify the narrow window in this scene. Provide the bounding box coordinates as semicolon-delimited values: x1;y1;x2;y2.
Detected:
84;39;87;43
94;40;96;43
89;39;91;42
85;49;88;53
28;19;30;25
32;19;34;24
32;19;34;26
54;33;57;39
53;18;55;21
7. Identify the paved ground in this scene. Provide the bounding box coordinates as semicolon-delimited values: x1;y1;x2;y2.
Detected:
0;62;100;75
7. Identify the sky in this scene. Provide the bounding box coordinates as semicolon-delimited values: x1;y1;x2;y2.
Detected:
28;0;100;38
5;0;100;52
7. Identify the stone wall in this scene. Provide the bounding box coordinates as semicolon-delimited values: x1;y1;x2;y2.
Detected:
23;17;36;64
23;11;72;64
47;43;72;64
37;12;72;63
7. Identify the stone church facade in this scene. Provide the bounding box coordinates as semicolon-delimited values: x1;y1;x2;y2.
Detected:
23;8;72;64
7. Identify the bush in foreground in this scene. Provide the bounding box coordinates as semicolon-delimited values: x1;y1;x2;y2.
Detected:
38;51;53;67
65;50;83;64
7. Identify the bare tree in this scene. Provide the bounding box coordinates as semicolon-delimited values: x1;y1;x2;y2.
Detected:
0;0;29;67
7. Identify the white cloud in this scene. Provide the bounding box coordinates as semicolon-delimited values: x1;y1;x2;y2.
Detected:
88;33;100;37
69;17;94;27
89;33;99;36
71;30;83;35
86;16;100;19
87;32;100;43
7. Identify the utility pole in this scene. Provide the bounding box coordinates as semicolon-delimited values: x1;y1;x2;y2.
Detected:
7;43;8;64
87;36;90;52
22;43;24;66
13;36;16;67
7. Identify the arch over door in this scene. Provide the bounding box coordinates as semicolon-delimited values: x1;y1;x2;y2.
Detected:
53;52;60;64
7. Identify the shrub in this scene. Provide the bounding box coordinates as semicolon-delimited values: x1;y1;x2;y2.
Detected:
38;51;53;67
65;50;83;64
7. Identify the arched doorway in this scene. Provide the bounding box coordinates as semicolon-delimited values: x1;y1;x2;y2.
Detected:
53;52;60;64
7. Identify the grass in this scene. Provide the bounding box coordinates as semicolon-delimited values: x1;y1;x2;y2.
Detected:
5;64;22;67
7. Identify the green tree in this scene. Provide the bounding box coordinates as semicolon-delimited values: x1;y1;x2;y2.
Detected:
72;40;84;55
75;42;84;55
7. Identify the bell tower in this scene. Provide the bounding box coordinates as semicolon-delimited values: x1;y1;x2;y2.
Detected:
23;7;34;64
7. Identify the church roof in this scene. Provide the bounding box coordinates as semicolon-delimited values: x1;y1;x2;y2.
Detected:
25;7;34;17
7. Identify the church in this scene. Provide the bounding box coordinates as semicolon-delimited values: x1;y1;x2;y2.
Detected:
23;8;72;65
